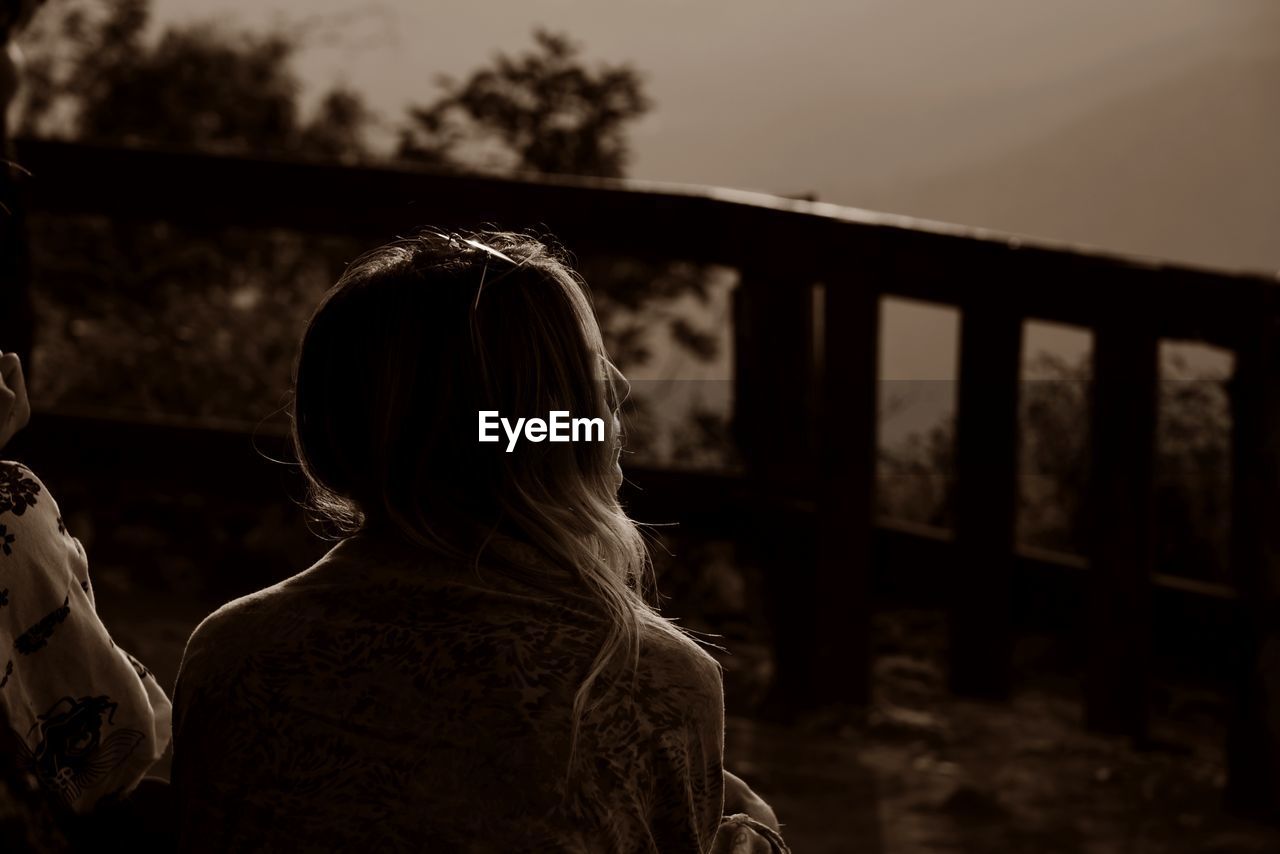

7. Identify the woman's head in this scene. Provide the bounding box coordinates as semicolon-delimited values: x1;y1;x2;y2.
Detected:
294;229;632;555
293;230;654;769
295;228;654;607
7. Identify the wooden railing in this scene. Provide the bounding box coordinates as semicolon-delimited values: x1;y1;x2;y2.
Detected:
7;138;1279;819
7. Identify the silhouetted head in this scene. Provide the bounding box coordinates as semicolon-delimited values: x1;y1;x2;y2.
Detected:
292;229;655;766
293;228;635;558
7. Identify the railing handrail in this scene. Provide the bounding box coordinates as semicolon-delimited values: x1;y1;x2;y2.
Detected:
12;137;1278;347
11;136;1274;276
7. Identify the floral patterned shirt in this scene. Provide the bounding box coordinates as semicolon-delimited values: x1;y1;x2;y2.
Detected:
172;534;729;852
0;461;172;813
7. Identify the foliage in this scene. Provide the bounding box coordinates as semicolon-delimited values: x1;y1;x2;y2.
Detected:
28;214;364;423
1017;352;1090;553
876;418;955;529
876;349;1233;583
13;2;731;469
395;27;726;466
1152;351;1232;580
0;0;42;39
14;0;371;160
398;29;650;178
579;257;721;365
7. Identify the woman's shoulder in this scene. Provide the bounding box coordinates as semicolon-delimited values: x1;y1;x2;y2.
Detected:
186;587;275;650
0;460;86;591
636;613;725;707
180;554;333;674
0;459;41;486
0;459;56;524
178;591;274;691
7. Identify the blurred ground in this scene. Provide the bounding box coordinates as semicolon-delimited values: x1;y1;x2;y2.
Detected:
725;612;1280;854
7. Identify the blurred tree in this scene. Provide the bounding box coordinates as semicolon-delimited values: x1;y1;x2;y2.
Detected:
398;29;650;178
14;5;732;470
14;0;372;160
398;28;729;469
295;87;374;164
1153;351;1232;581
877;350;1233;584
1017;352;1090;553
8;0;377;426
876;417;955;530
26;215;365;423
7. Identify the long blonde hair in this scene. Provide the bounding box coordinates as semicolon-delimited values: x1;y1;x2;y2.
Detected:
291;229;659;772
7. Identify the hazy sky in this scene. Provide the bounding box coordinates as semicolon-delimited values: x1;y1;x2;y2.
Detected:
151;0;1276;390
153;0;1279;266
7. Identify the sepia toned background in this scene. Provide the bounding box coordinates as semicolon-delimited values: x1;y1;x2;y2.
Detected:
3;1;1280;851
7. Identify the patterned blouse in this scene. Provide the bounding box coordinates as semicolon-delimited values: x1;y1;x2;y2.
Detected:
172;533;736;852
0;460;172;813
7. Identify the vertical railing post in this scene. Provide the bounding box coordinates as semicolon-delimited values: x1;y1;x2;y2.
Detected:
1084;316;1158;738
949;303;1023;698
733;260;817;491
812;260;880;707
733;248;821;711
1225;307;1280;821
